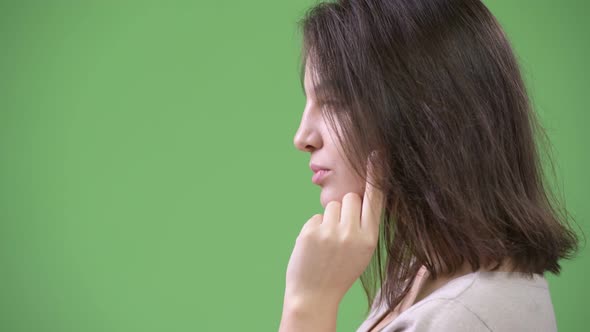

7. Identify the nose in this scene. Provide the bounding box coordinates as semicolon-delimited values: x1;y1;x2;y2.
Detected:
293;110;322;153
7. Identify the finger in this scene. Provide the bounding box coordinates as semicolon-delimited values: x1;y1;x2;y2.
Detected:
340;192;362;231
361;152;385;238
322;200;341;227
303;213;323;233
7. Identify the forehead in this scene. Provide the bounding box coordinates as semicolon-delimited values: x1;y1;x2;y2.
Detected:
303;60;318;92
303;61;333;99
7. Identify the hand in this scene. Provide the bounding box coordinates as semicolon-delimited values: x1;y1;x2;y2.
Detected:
284;152;385;307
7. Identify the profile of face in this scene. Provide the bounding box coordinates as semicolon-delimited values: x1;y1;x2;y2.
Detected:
293;61;366;208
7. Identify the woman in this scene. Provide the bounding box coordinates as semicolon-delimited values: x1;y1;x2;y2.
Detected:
280;0;580;331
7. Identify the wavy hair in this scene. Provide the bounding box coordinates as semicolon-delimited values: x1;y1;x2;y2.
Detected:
297;0;581;314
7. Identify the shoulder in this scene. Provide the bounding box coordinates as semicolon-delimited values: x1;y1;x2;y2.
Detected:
386;298;491;331
381;271;557;332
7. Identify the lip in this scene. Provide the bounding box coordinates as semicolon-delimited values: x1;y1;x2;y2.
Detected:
310;163;331;185
312;169;331;184
310;163;331;173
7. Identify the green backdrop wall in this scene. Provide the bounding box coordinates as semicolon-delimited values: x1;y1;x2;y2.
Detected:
1;1;588;331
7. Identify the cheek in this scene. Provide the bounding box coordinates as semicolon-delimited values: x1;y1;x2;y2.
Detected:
334;168;365;193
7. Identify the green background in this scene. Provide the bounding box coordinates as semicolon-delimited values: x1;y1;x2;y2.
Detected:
0;1;588;331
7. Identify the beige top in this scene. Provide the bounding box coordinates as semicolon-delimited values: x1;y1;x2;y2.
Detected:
355;269;557;332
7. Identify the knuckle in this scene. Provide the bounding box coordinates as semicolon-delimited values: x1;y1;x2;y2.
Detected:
297;226;311;239
318;228;337;244
300;222;311;234
339;230;355;244
300;217;320;235
298;227;317;243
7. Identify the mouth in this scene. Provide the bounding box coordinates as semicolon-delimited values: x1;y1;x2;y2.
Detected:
312;169;331;184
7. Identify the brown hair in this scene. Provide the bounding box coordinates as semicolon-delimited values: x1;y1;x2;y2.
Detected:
297;0;582;314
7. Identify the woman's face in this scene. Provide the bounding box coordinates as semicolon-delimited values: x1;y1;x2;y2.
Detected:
293;61;365;208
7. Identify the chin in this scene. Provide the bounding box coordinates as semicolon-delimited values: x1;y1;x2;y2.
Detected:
319;187;346;208
319;187;338;208
319;186;365;208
